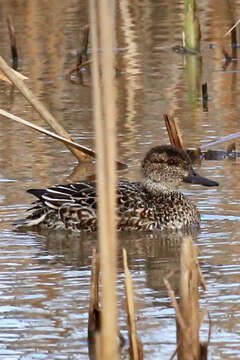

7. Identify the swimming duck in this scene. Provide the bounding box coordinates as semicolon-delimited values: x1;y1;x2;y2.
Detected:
15;145;218;232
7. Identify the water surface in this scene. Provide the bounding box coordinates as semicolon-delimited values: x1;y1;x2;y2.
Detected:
0;0;240;358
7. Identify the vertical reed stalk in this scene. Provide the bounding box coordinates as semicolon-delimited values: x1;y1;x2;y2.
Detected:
89;0;118;359
177;235;200;359
123;249;143;360
184;0;201;51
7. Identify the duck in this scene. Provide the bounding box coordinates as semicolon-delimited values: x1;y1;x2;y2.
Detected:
15;145;218;232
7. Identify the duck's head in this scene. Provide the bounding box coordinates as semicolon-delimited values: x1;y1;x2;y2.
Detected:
142;145;218;192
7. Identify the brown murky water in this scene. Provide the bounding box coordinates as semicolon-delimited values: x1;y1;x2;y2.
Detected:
0;0;240;359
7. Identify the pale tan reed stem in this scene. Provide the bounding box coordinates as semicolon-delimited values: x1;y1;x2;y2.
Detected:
0;55;89;162
89;0;119;359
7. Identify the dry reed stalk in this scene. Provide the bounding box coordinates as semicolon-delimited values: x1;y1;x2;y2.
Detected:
164;236;209;360
0;55;90;162
89;0;119;359
0;108;95;156
0;108;127;169
164;114;202;162
178;235;200;359
88;249;101;360
0;68;27;84
0;70;15;84
122;249;143;360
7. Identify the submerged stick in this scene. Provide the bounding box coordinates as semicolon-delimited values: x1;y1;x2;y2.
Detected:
123;249;143;360
0;55;90;162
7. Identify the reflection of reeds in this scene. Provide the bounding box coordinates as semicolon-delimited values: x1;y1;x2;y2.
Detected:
164;236;209;359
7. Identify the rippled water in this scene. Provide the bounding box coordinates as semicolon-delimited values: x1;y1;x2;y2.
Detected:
0;0;240;358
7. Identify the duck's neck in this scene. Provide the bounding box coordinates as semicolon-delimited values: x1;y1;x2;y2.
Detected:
143;178;175;194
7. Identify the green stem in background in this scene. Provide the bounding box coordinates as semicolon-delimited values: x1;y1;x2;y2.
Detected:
184;0;201;52
186;54;202;108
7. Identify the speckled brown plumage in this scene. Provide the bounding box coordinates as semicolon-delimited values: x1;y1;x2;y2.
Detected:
15;145;205;232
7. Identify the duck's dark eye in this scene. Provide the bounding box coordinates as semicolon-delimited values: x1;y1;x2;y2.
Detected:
167;159;177;166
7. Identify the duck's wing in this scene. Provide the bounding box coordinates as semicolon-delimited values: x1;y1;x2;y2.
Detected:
27;181;97;210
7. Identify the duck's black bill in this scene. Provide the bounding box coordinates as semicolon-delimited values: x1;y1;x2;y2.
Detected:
184;168;219;187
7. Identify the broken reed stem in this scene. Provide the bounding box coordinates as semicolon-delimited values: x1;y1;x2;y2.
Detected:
0;108;95;157
0;108;127;170
179;235;200;359
164;236;209;360
89;0;119;359
164;114;184;149
0;55;89;163
123;249;143;360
